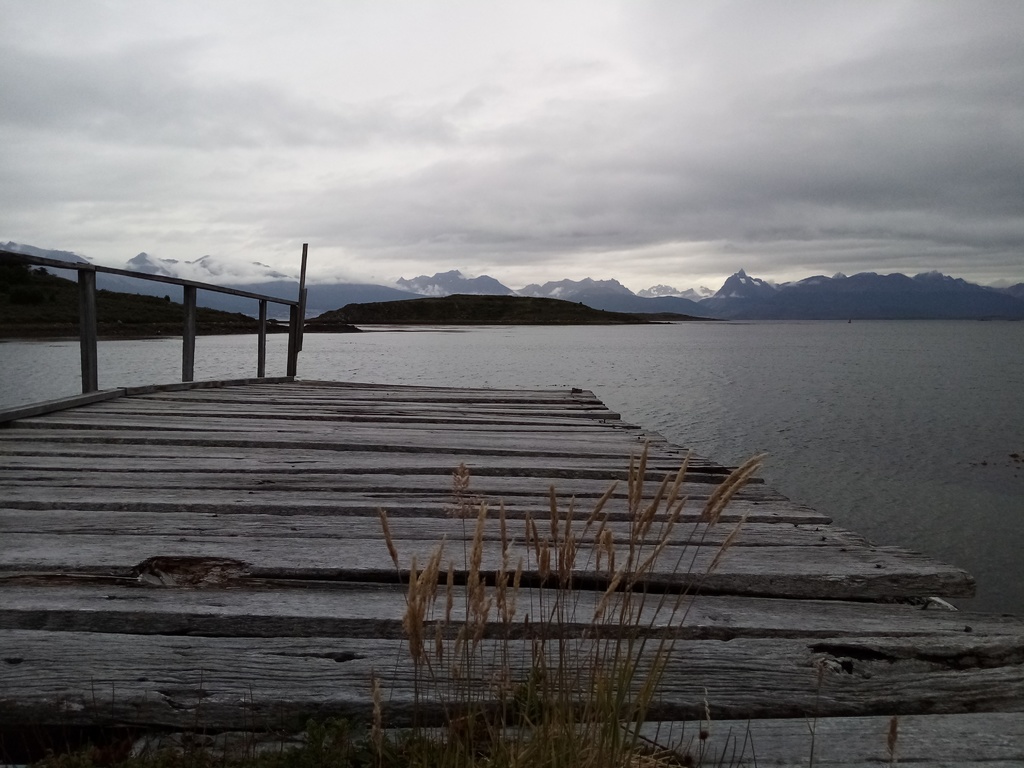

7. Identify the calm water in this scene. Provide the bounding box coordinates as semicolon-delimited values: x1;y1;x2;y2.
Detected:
2;321;1022;613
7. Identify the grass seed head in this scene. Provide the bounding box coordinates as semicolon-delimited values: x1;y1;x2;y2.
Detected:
378;508;400;569
701;454;765;524
445;560;455;623
708;513;748;573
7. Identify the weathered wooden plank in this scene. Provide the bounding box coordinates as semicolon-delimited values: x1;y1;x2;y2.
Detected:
1;630;1020;728
0;389;126;424
121;400;618;417
106;387;610;405
0;471;763;498
268;379;603;395
0;585;1013;640
0;428;698;461
634;714;1024;767
27;410;630;432
0;489;812;524
0;450;731;477
20;407;632;429
119;376;294;396
0;534;976;599
0;434;659;462
3;414;635;434
137;383;606;401
0;510;854;547
4;448;704;477
99;393;609;409
0;490;831;523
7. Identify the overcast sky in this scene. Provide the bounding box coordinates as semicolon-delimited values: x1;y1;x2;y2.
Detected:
2;1;1022;290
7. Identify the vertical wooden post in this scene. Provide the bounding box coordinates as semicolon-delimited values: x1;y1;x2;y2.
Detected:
286;304;299;377
257;299;268;378
78;269;99;393
182;285;197;382
286;243;308;377
297;243;308;352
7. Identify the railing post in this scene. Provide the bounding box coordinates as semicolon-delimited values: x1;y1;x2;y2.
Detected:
182;285;197;382
286;304;299;377
78;269;98;393
2;249;304;389
286;243;307;378
257;299;268;378
297;243;308;353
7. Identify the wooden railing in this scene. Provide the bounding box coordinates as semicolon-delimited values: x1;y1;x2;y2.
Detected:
0;245;308;392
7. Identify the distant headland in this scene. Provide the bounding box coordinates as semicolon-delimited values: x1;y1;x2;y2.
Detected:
304;294;702;329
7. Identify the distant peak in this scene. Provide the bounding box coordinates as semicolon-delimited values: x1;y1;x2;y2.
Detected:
395;270;513;297
637;284;681;298
125;252;177;276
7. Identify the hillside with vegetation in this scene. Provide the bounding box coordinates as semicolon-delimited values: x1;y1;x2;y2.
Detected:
0;263;277;338
306;294;670;328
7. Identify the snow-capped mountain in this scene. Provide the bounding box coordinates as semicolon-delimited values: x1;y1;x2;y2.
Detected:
187;255;291;281
638;284;715;302
396;270;514;296
519;277;635;300
517;277;709;316
697;269;780;316
711;269;779;300
1;242;90;265
123;253;291;282
126;252;177;277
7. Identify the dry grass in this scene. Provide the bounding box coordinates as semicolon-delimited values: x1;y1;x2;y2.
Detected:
376;444;765;768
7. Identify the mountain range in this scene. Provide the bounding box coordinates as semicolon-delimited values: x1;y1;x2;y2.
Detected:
4;242;1024;321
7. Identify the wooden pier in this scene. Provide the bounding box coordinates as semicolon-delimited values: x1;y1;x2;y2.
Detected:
1;379;1022;765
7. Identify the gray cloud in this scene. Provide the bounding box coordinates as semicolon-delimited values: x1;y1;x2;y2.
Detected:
1;0;1022;289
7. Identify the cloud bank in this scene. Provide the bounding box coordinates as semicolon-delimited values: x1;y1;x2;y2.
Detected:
2;0;1022;290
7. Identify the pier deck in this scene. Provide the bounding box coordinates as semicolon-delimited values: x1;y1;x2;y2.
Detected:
2;379;1022;765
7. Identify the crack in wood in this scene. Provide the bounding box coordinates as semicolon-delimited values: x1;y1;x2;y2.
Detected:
269;651;364;663
811;639;1024;673
133;557;250;587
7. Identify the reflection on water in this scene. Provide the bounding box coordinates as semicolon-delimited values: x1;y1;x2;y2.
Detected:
2;321;1022;613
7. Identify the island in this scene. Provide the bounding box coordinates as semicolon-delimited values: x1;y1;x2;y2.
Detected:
305;294;699;329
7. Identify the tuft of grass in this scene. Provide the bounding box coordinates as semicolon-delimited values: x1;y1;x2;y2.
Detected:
374;444;765;768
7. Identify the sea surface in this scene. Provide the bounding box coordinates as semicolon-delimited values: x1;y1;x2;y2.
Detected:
2;320;1022;614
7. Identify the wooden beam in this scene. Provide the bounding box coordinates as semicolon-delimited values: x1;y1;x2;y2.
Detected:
297;243;308;353
0;630;1020;729
0;249;298;306
286;304;299;377
257;299;268;378
77;269;98;393
182;285;197;382
0;389;125;424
